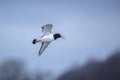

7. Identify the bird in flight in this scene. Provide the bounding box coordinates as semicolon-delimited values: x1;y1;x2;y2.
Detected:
32;24;64;56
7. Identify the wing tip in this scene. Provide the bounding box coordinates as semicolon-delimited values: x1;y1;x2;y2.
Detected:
46;24;53;26
38;52;42;56
42;24;53;27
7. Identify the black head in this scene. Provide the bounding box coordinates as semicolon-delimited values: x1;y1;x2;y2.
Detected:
53;33;61;40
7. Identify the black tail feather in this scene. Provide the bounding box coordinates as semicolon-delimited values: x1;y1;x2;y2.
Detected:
32;39;37;44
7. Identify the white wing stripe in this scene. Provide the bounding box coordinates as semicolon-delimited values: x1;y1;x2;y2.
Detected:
41;24;53;35
39;42;51;55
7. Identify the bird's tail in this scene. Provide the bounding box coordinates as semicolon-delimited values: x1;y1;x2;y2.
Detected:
32;39;37;44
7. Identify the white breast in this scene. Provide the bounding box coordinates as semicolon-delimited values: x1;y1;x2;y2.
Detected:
41;34;54;42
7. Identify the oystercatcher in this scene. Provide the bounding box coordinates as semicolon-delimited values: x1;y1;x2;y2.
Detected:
32;24;64;56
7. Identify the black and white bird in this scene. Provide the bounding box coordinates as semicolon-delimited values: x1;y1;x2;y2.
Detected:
32;24;64;56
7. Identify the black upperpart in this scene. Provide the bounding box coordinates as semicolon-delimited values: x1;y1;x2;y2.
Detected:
53;33;61;40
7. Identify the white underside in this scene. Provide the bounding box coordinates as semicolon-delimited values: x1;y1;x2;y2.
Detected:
40;34;54;42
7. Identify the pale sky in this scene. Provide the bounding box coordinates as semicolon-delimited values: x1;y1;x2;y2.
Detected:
0;0;120;76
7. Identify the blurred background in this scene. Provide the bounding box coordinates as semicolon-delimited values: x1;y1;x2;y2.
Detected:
0;0;120;80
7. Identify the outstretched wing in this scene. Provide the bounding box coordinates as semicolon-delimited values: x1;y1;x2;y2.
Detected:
41;24;53;35
39;41;51;55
